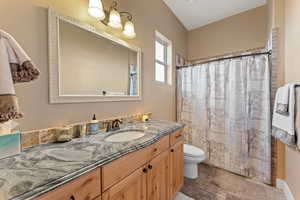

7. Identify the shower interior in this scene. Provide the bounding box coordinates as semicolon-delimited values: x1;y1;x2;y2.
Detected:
176;49;276;185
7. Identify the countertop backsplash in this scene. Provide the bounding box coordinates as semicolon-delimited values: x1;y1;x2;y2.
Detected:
20;113;152;149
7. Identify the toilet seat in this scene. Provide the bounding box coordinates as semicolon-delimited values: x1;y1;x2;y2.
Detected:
184;144;205;158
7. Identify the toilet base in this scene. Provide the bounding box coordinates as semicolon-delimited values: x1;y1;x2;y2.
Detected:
184;163;198;179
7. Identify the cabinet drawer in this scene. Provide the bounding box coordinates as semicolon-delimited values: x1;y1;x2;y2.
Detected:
36;168;101;200
170;129;184;146
102;146;151;191
149;135;170;159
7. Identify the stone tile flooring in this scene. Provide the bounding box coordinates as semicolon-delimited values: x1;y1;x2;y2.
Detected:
181;164;286;200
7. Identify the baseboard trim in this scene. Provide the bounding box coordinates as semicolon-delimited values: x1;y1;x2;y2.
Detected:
276;179;295;200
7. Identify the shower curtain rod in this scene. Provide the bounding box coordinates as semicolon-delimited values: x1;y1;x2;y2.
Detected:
176;50;272;70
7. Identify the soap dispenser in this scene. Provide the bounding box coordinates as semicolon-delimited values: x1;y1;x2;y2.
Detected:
88;114;99;134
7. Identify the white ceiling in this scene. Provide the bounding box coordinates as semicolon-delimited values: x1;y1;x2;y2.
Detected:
163;0;267;30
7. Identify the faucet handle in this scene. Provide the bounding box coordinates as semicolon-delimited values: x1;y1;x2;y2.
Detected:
112;119;122;128
115;119;122;124
106;121;112;132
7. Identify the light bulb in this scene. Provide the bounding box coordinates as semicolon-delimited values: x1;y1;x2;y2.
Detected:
108;9;122;29
122;20;136;39
88;0;105;20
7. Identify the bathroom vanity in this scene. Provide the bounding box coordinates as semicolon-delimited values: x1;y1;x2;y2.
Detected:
0;120;184;200
0;9;186;200
36;129;183;200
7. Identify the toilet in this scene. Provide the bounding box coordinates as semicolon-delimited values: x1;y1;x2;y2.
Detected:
184;144;206;179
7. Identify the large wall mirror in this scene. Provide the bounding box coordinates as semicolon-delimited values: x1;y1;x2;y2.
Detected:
48;9;142;103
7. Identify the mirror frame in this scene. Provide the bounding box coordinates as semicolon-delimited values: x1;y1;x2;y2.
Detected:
48;8;142;103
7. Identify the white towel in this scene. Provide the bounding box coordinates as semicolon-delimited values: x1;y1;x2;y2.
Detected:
0;37;22;122
0;30;39;122
272;84;299;147
0;30;39;83
0;38;15;95
275;84;290;115
294;87;300;150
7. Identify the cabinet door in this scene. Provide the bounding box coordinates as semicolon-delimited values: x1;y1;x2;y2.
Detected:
36;169;101;200
170;141;184;199
103;166;147;200
147;150;170;200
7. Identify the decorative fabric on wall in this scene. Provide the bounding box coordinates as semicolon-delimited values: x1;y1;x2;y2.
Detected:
177;54;271;184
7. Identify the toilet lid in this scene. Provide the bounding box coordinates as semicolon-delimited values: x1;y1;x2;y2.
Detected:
184;144;205;157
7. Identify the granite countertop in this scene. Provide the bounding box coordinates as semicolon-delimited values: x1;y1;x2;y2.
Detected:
0;120;184;200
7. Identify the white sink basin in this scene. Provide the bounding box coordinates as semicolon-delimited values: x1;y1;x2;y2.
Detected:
105;130;145;143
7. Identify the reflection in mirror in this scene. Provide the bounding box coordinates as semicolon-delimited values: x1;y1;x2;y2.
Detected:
59;19;138;97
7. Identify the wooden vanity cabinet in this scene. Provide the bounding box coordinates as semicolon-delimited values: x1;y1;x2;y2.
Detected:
36;168;101;200
169;141;184;199
35;129;184;200
102;145;151;191
170;129;184;146
147;150;170;200
103;165;147;200
103;132;183;200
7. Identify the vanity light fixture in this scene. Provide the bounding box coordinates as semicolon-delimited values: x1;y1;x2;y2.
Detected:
122;18;136;39
108;8;122;29
88;0;105;20
88;0;136;39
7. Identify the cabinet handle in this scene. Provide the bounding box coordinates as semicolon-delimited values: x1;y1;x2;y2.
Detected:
153;148;158;152
171;149;174;152
175;134;182;139
148;164;153;169
70;195;75;200
143;168;148;173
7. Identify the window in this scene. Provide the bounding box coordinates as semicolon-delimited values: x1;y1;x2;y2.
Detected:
155;31;172;84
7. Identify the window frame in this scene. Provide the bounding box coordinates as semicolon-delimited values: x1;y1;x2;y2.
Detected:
155;31;172;85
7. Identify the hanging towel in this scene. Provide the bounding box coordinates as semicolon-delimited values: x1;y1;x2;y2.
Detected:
0;38;23;122
0;30;40;122
295;87;300;150
0;30;40;83
272;84;299;148
275;84;290;116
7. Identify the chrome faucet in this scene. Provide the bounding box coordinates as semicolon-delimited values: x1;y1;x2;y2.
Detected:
106;119;122;132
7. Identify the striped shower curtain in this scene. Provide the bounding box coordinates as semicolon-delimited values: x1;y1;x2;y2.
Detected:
177;54;271;184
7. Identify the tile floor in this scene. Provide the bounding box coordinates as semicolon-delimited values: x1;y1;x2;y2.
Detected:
181;164;286;200
175;192;195;200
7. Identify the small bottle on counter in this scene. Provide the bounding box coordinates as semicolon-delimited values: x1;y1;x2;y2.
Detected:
87;114;99;134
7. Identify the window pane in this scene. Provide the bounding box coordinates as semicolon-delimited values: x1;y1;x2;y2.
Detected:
155;62;165;82
155;41;165;62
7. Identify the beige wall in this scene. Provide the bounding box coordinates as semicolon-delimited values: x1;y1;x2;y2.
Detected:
0;0;187;131
269;0;300;198
284;0;300;199
187;6;268;61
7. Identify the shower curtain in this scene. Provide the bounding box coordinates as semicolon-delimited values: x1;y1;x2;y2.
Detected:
177;54;271;184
